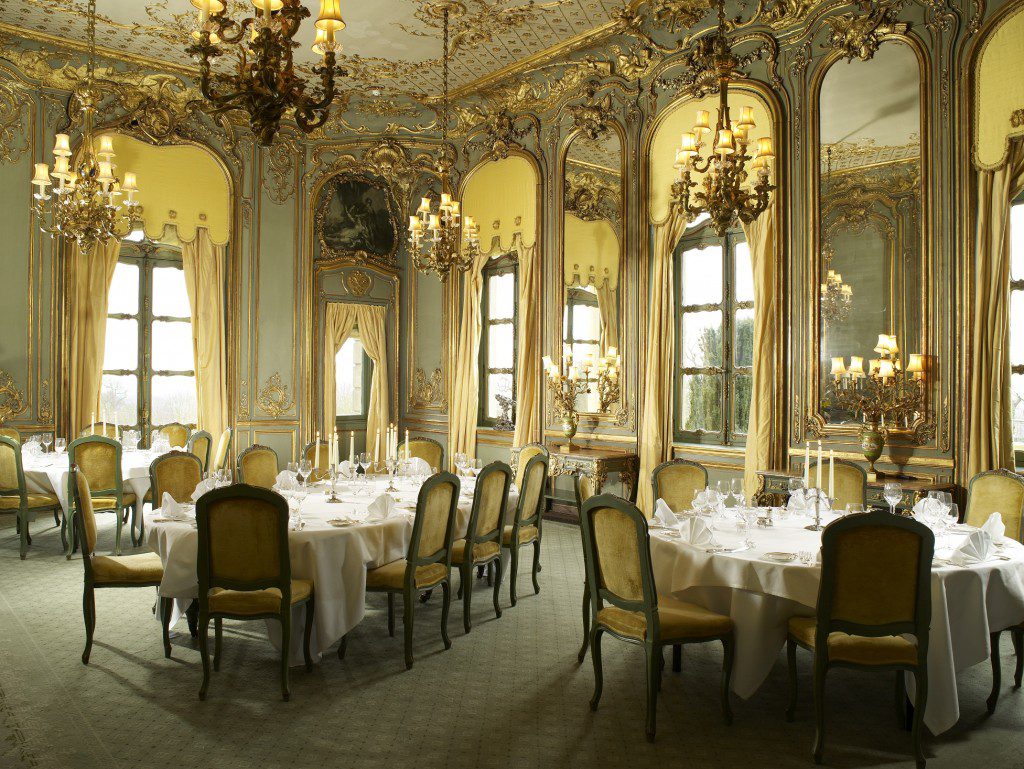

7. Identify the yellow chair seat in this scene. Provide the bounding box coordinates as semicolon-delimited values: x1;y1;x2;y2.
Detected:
502;524;538;546
366;559;448;590
788;616;919;667
451;539;500;565
91;552;164;584
90;492;137;510
208;580;313;615
0;493;60;509
597;596;733;641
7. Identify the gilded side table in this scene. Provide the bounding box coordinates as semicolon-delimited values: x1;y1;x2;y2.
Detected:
511;443;640;502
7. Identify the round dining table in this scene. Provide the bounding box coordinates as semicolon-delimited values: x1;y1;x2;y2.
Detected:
647;509;1024;735
147;475;518;665
22;448;156;513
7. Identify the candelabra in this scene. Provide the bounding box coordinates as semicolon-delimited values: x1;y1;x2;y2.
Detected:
542;350;620;452
594;347;621;412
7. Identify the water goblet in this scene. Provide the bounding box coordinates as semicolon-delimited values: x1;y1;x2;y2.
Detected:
730;477;745;508
54;437;66;456
358;452;373;493
883;482;903;515
298;458;313;485
42;433;53;453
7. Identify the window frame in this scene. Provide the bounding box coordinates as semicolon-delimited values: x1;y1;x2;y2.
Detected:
334;329;373;431
1012;193;1024;467
102;242;195;443
673;221;753;447
478;253;518;428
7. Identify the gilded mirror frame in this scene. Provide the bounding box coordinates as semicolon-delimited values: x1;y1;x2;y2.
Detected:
554;119;629;424
806;32;934;445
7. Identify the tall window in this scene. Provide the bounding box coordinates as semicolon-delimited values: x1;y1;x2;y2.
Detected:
563;285;602;413
335;332;370;421
1011;198;1024;457
479;254;517;425
101;244;196;439
674;222;755;445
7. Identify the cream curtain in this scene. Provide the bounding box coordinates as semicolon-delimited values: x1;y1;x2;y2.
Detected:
967;140;1024;479
513;242;541;447
324;303;389;461
180;228;229;438
636;209;689;514
596;281;620;355
67;238;121;434
449;249;493;462
741;207;779;497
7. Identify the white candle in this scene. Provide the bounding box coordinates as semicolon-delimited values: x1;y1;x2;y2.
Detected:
374;428;380;465
349;431;355;463
816;441;823;490
828;450;835;500
405;429;410;460
804;441;810;486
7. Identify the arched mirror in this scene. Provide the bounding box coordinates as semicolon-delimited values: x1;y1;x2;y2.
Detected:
815;39;928;433
561;127;624;415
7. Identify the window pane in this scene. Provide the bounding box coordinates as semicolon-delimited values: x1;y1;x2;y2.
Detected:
103;318;138;370
733;374;753;434
571;303;601;343
152;266;191;318
1011;290;1024;367
734;308;755;367
681;245;723;305
681;310;722;367
734;241;754;303
100;374;137;427
486;373;513;419
151;375;197;425
335;337;364;416
107;262;139;315
1012;372;1024;446
487;272;515;319
681;374;722;433
152;321;195;371
1011;204;1024;281
488;323;514;368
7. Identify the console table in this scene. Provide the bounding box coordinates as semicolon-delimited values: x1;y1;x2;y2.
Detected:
511;443;640;503
753;468;955;512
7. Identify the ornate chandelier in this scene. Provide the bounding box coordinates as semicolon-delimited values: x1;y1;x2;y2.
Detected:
30;0;142;254
820;246;853;324
407;1;480;280
186;0;345;146
671;0;775;236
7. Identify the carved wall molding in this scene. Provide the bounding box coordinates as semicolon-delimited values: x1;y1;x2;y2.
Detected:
0;371;28;424
345;269;373;297
411;367;446;411
255;372;295;419
263;138;300;205
823;0;910;62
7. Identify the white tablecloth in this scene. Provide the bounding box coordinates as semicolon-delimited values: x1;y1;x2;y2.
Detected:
648;511;1024;734
147;476;517;664
22;450;156;512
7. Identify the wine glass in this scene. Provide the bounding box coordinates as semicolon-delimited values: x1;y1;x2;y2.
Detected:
730;477;745;508
470;458;483;478
883;482;903;515
41;432;53;454
54;437;66;456
298;458;313;485
358;452;372;493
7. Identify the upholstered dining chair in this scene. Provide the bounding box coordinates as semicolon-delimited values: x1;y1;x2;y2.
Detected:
580;494;735;741
574;471;598;662
195;484;314;701
808;458;867;511
785;511;933;768
402;437;444;473
238;444;279;489
502;450;549;606
452;461;511;633
149;450;202;511
514;442;548;489
187;429;213;473
302;440;332;481
211;428;232;473
651;459;708;516
0;426;20;443
78;423;119;439
66;435;136;556
159;422;190;448
357;472;460;670
0;435;60;559
70;467;172;664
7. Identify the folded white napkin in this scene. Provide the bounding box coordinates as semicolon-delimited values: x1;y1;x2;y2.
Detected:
951;530;994;566
190;478;217;503
693;486;718;511
366;494;397;521
404;457;431;476
160;492;188;520
653;498;679;528
981;512;1006;540
337;460;353;475
912;497;944;518
681;516;713;547
787;488;806;511
273;471;294;492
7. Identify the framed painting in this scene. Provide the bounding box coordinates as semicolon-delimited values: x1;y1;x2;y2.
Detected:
315;174;399;268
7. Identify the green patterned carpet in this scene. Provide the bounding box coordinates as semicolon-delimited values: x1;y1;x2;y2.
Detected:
0;516;1020;769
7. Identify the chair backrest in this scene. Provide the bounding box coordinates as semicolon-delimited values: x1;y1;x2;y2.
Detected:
303;441;332;481
212;428;232;472
515;442;549;488
651;459;708;516
817;511;933;653
196;484;291;596
965;469;1024;540
408;471;460;568
404;438;444;472
68;435;122;498
467;461;512;544
160;422;191;448
79;423;119;439
809;458;867;511
0;435;26;504
150;450;203;505
187;430;213;472
69;467;99;559
238;444;279;489
573;471;597;519
0;427;20;444
580;494;658;629
514;450;549;526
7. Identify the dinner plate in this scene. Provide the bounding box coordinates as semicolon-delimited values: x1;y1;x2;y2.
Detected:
763;551;797;563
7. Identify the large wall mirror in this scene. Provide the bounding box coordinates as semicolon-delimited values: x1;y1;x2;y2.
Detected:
561;127;624;415
814;39;928;432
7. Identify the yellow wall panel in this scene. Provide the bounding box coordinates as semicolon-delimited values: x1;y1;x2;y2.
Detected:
974;4;1024;170
461;155;538;251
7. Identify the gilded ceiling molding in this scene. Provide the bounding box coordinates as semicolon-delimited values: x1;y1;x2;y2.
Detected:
658;27;781;98
647;0;712;33
823;0;911;62
567;83;616;140
460;109;538;162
